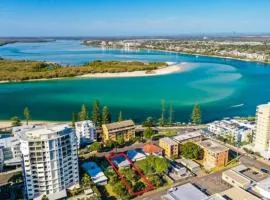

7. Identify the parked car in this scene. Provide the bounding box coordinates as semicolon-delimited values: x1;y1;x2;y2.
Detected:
260;168;270;174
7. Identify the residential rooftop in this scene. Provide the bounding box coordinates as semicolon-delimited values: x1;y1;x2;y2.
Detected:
173;131;202;143
162;183;208;200
254;177;270;194
160;137;178;146
14;124;72;141
103;120;135;131
143;143;163;154
198;139;229;153
220;187;260;200
81;162;108;184
223;169;252;186
204;194;226;200
176;158;200;169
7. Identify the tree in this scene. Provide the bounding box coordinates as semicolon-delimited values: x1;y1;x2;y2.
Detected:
154;157;169;173
102;106;111;124
88;142;102;152
72;112;77;128
142;116;156;127
81;173;91;188
11;116;22;127
113;181;131;199
78;104;88;121
247;133;253;143
116;135;125;147
120;168;138;182
159;100;166;126
133;182;146;192
148;175;165;187
41;195;49;200
168;104;174;126
181;142;203;160
118;110;123;122
143;127;155;139
92;100;101;126
191;104;202;124
23;107;30;125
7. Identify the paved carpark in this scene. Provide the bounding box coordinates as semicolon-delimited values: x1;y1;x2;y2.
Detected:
240;155;270;171
191;171;232;195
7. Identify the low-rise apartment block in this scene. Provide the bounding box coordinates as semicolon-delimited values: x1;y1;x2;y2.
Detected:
159;137;179;158
102;120;135;142
198;139;229;170
207;118;255;143
75;120;97;147
173;131;202;144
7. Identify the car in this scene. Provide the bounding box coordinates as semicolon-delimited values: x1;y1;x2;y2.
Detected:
168;187;177;193
260;168;269;174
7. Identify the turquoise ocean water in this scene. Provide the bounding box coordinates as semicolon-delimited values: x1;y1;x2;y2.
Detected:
0;40;270;122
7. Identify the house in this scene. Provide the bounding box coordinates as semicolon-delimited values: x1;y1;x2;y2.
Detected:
111;155;130;168
176;158;201;174
161;183;208;200
82;162;108;185
102;120;135;142
169;161;187;176
143;143;163;156
253;177;270;199
159;137;179;158
220;187;260;200
197;139;229;170
127;149;146;162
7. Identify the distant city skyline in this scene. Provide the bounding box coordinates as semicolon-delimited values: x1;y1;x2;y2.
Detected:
0;0;270;37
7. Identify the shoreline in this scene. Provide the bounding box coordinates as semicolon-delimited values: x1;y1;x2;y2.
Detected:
77;63;183;78
0;63;184;84
146;48;270;65
0;120;66;129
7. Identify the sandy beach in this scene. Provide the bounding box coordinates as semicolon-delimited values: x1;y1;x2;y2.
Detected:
0;120;66;129
78;63;183;79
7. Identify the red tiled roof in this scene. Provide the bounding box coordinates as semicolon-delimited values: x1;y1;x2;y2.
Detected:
143;144;163;154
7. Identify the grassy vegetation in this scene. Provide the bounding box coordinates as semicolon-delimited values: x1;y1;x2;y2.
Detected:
0;59;166;81
151;130;177;140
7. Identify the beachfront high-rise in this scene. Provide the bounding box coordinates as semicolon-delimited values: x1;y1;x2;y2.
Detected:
254;103;270;155
16;124;79;200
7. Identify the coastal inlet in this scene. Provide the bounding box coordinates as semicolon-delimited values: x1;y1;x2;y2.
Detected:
0;40;270;122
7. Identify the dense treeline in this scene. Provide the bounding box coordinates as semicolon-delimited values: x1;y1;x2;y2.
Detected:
0;59;166;81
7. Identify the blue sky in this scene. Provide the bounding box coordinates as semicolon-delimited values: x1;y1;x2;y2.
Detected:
0;0;270;36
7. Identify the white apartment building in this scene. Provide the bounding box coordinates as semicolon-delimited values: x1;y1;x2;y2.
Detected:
207;118;254;143
0;136;22;167
16;124;79;200
254;103;270;156
75;120;96;147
